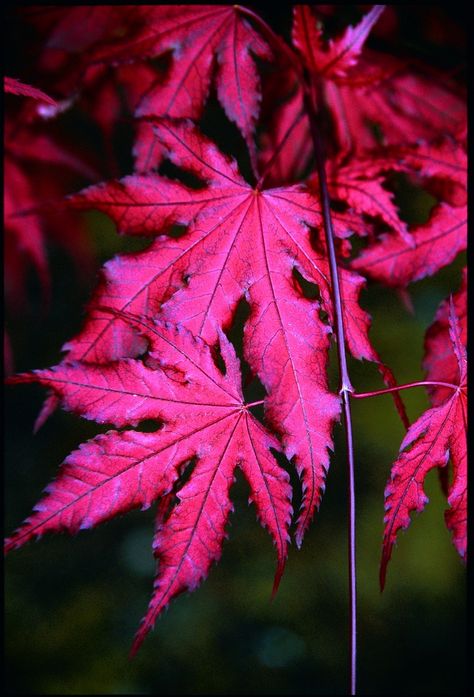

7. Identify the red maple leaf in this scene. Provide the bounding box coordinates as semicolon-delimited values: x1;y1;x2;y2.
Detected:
423;269;467;554
259;5;465;182
6;313;292;654
4;5;466;674
30;5;272;174
62;118;410;541
4;81;97;312
4;79;59;303
384;139;467;207
424;268;467;407
292;4;386;80
21;5;142;93
380;291;467;587
344;137;466;290
295;5;465;154
351;203;467;288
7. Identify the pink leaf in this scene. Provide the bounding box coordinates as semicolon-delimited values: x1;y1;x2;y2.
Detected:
6;318;292;652
293;5;385;79
351;204;467;287
67;120;406;542
4;76;57;105
381;299;467;587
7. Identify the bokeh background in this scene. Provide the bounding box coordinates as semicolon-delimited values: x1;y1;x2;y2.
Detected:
5;4;467;694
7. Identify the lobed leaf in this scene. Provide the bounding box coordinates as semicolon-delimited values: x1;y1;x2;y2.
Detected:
6;318;292;650
381;300;467;586
65;119;408;541
351;203;467;288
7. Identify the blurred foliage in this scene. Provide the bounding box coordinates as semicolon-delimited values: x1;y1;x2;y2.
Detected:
4;4;466;695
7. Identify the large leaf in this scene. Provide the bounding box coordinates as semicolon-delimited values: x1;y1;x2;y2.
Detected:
6;315;292;653
283;6;467;163
63;118;408;541
89;5;271;169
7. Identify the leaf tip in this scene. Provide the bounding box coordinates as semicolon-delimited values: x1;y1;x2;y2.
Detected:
271;558;286;599
379;543;391;591
129;621;151;659
4;538;14;556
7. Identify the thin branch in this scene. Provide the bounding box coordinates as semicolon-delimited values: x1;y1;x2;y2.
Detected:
246;399;265;408
352;380;461;399
302;71;357;696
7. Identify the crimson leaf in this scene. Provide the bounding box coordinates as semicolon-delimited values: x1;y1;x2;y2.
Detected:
63;118;407;541
380;294;467;587
6;314;292;653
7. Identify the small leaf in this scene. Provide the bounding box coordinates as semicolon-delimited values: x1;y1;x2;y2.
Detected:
381;294;467;587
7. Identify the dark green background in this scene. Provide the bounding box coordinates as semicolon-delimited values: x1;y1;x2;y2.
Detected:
4;5;467;695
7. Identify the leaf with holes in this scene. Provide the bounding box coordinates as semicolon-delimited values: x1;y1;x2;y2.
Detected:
63;117;409;542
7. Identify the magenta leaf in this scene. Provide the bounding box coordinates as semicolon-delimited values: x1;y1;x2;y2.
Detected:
381;297;467;587
6;315;292;651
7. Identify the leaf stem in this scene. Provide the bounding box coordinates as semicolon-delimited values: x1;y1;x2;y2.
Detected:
351;380;460;399
246;399;265;408
302;72;357;696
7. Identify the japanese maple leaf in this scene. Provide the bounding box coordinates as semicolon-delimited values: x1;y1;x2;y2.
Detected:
27;5;131;54
64;118;406;541
4;110;96;309
132;6;271;143
380;298;467;587
293;4;386;80
423;268;467;407
285;6;466;162
385;139;467;208
339;140;466;288
4;79;59;301
18;8;165;160
21;5;144;94
325;157;411;243
4;154;49;302
240;83;412;242
35;5;272;172
423;269;467;551
351;203;467;288
271;47;465;161
5;314;292;654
